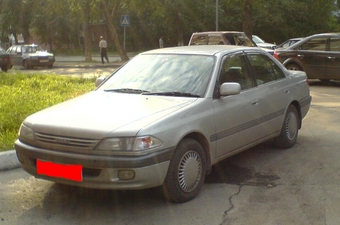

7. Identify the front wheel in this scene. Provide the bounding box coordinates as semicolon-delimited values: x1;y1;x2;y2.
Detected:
1;65;8;72
273;105;299;148
162;138;206;203
23;61;30;69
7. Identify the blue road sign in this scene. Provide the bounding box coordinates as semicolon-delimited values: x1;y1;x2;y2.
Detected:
121;15;130;27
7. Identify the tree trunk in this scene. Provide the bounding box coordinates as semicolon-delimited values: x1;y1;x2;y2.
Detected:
242;0;253;40
101;1;129;62
78;0;92;62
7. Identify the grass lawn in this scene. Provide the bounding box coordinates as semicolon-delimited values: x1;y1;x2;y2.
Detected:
0;72;96;151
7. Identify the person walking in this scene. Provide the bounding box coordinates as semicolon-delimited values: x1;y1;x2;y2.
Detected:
159;37;164;48
99;36;109;64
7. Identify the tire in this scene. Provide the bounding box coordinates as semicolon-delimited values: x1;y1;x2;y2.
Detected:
286;63;302;71
1;65;8;72
273;105;299;148
162;138;206;203
23;61;30;69
47;64;53;69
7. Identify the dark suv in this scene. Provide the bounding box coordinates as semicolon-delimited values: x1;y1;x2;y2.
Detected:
274;33;340;81
189;31;274;54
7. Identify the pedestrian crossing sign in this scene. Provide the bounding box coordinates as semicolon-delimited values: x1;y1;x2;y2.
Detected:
121;15;130;27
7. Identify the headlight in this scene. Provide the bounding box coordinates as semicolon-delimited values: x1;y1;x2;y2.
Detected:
48;56;54;60
95;136;162;151
19;124;34;141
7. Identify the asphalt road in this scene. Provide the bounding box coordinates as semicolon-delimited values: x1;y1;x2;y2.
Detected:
1;80;340;225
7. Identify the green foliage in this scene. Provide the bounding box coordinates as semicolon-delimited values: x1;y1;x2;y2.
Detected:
0;72;96;151
0;0;339;50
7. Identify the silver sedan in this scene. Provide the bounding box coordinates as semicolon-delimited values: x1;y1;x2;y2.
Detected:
15;45;311;203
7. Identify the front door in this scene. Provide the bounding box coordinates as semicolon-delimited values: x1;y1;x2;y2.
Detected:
213;52;262;158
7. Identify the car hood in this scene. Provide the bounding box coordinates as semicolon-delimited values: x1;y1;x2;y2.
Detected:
24;91;198;138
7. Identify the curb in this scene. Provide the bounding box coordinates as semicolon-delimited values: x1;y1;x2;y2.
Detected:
0;150;21;171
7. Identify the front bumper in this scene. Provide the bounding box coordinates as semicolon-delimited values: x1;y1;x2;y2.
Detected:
15;140;174;189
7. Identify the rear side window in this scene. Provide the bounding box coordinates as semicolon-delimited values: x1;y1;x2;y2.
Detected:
330;38;340;52
247;54;285;85
299;38;327;51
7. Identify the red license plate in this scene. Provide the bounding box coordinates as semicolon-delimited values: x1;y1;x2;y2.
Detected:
36;159;83;182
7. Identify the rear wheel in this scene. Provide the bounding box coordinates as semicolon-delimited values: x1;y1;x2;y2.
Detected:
286;63;302;71
162;138;206;203
273;105;299;148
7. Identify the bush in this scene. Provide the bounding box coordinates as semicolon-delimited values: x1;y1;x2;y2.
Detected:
0;72;96;151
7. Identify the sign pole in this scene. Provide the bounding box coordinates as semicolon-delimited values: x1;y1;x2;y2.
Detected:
120;15;130;50
124;27;126;50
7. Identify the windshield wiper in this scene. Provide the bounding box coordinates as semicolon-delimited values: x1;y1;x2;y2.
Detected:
142;91;200;97
104;88;149;94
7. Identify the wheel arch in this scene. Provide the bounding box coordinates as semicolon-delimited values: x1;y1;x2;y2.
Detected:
283;58;305;71
182;132;212;174
289;100;302;129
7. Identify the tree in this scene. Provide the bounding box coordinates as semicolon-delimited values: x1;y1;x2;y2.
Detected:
100;0;129;61
77;0;94;62
243;0;252;39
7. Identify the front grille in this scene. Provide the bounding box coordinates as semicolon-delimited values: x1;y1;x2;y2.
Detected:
35;133;99;151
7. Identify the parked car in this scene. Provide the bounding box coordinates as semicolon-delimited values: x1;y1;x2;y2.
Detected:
252;35;276;49
15;45;311;203
189;31;274;54
6;44;55;69
0;47;12;72
274;33;340;81
276;37;304;49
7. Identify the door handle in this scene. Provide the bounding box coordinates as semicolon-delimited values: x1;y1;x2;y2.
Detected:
251;100;259;106
328;56;335;60
297;54;304;59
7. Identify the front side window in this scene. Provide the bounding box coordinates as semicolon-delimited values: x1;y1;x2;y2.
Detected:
247;54;285;85
299;37;327;51
219;53;253;90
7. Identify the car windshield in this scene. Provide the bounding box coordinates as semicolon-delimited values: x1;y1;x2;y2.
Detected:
98;54;215;97
252;35;265;44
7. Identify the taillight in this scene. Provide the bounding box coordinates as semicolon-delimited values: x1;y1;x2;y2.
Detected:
273;50;279;59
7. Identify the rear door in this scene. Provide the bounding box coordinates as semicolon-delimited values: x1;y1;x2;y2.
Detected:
326;36;340;79
247;52;291;138
294;37;328;79
212;52;263;158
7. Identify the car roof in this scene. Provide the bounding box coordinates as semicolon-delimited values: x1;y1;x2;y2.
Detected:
10;44;39;47
286;33;340;49
191;31;245;35
141;45;260;56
